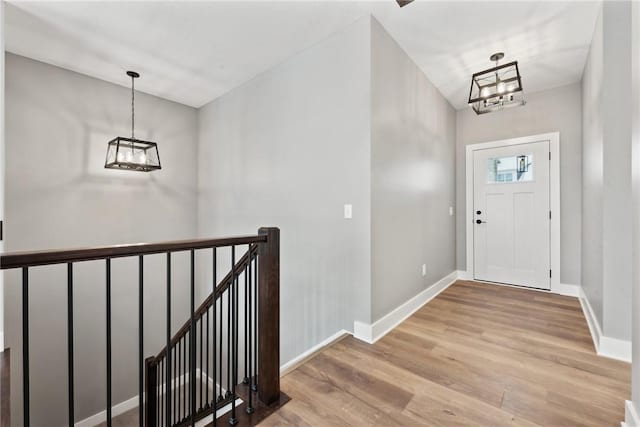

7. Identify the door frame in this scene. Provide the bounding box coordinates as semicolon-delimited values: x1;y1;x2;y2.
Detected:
465;132;560;292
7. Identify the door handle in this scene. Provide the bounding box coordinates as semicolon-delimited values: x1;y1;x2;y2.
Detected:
476;219;487;224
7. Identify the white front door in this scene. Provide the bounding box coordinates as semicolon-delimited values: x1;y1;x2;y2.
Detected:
473;140;550;289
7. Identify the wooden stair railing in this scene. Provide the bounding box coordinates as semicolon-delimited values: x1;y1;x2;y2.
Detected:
0;227;284;427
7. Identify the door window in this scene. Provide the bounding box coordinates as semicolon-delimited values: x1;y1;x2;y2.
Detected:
487;154;533;183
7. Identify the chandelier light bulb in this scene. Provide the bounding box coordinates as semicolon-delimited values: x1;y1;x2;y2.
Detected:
480;87;490;98
497;81;506;94
136;151;147;165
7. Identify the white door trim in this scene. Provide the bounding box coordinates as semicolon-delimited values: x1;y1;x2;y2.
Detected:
465;132;561;293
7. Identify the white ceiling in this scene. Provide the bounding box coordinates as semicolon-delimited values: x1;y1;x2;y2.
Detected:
4;1;600;109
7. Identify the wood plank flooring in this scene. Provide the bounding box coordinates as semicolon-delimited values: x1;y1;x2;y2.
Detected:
262;280;630;427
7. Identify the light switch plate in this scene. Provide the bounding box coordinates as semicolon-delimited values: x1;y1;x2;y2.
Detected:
344;204;353;219
449;206;454;216
422;264;427;276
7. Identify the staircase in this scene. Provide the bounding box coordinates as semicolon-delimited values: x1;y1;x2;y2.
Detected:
0;227;287;427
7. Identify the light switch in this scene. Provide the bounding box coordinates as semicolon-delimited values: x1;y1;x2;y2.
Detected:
422;264;427;276
344;204;353;219
449;206;454;216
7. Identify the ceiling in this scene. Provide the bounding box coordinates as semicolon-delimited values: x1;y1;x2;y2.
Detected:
4;1;600;110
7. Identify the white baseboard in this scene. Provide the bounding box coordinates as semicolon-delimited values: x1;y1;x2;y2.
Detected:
353;271;458;344
623;400;640;427
75;369;216;427
554;283;580;297
74;395;139;427
579;286;604;352
600;336;633;362
458;270;580;298
280;329;349;376
579;287;632;363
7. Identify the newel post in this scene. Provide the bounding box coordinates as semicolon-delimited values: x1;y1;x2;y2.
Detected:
257;227;280;406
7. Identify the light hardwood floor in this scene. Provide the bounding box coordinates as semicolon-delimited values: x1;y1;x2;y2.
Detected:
262;280;630;427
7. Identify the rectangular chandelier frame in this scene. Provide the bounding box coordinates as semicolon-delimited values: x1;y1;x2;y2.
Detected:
468;61;525;115
104;136;161;172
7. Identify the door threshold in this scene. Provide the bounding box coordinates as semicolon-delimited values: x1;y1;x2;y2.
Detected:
470;278;551;293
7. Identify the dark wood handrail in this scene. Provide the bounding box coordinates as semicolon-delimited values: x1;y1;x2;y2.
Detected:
0;234;266;269
152;244;258;361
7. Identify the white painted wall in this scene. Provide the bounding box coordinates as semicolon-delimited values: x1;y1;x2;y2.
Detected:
4;53;198;426
197;17;372;365
456;83;583;286
370;19;456;322
580;1;633;344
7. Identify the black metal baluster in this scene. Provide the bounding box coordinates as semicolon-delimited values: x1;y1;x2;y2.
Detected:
244;256;248;385
252;255;258;392
67;263;75;426
199;315;203;411
205;308;209;409
139;256;143;427
218;289;223;403
230;246;238;425
188;333;190;421
166;252;172;426
178;338;182;422
190;249;197;426
212;248;217;425
157;362;160;426
106;258;112;427
246;255;253;414
189;333;191;421
22;267;30;427
159;359;162;427
160;359;161;426
173;343;177;426
226;278;231;399
184;331;188;421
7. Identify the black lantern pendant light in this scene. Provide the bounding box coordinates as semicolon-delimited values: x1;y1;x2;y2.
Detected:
104;71;161;172
468;52;526;115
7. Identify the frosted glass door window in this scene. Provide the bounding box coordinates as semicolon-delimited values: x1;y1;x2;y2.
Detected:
487;154;533;183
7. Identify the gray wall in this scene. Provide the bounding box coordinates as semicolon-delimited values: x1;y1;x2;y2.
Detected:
4;53;198;426
581;8;604;328
0;2;5;350
580;1;633;342
601;0;632;341
456;83;583;286
197;17;372;365
631;0;640;413
370;19;456;322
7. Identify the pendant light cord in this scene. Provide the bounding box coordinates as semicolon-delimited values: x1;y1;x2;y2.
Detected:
131;74;135;140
